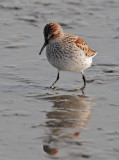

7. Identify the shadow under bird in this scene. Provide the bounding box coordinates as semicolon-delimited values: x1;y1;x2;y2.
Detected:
39;22;97;94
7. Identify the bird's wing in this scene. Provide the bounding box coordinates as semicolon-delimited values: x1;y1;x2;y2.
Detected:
74;37;97;57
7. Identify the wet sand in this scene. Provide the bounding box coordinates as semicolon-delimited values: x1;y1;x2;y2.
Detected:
0;0;119;159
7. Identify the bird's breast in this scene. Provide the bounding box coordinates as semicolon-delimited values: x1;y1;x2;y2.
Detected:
46;42;92;72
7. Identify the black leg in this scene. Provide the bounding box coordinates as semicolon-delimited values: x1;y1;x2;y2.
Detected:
81;72;86;95
82;74;86;88
50;71;60;89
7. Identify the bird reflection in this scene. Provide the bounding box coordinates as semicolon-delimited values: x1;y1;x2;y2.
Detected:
43;94;94;156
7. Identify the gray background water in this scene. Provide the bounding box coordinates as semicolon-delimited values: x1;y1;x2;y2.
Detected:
0;0;119;159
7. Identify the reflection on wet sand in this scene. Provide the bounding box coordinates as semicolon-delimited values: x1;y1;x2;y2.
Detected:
43;94;94;156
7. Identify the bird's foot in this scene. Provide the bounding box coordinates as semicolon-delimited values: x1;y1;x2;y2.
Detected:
50;85;56;90
80;86;86;95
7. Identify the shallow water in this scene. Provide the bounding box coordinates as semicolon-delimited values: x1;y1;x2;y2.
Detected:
0;0;119;159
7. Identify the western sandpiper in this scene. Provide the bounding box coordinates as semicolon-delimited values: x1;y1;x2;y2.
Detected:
39;22;97;94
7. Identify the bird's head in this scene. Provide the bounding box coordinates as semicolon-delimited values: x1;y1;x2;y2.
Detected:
39;22;63;55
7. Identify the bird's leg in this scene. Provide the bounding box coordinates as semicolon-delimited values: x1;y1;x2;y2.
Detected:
50;71;60;89
81;71;86;95
82;73;86;88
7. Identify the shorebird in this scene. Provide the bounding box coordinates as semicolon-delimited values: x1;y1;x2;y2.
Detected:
39;22;97;94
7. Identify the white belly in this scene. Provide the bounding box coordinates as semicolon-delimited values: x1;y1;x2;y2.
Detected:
47;53;92;72
46;43;92;72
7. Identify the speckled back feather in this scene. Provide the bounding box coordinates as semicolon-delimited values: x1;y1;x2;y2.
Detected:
75;37;97;57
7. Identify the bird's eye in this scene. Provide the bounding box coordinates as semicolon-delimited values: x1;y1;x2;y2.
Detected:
50;34;54;39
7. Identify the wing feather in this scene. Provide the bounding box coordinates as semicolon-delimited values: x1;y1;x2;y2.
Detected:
75;37;97;57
